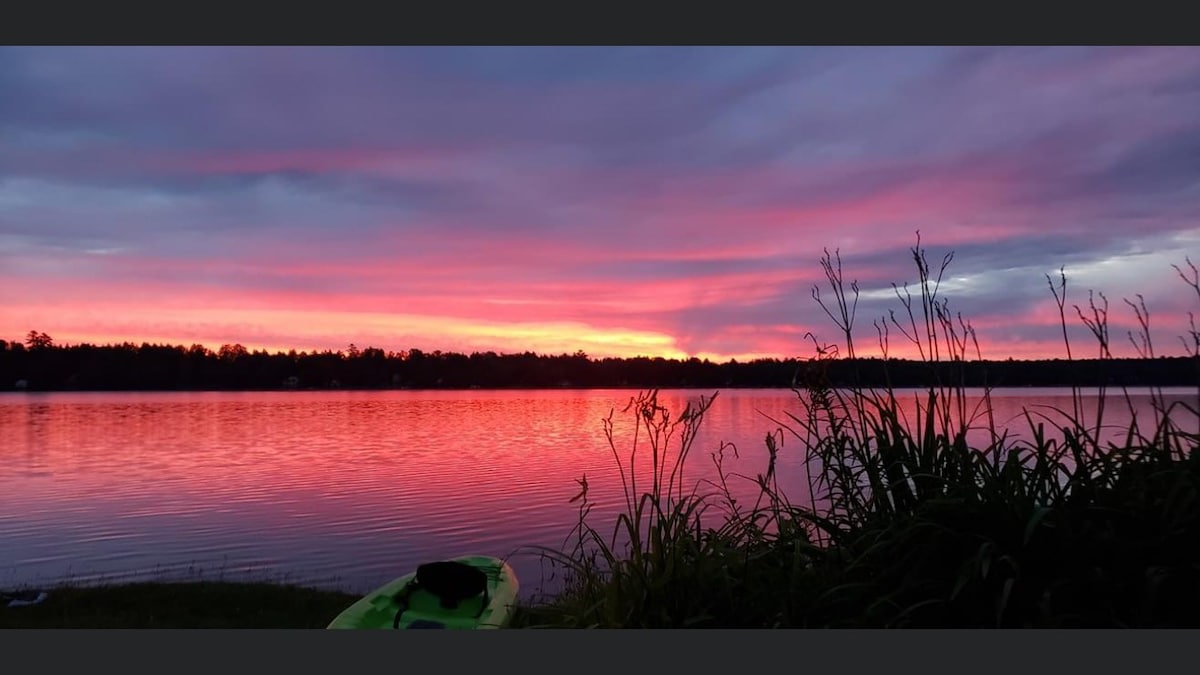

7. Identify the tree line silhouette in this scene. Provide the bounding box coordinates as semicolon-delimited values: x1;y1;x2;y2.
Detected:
2;331;1196;392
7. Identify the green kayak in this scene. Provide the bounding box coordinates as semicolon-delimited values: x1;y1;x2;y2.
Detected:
327;555;519;630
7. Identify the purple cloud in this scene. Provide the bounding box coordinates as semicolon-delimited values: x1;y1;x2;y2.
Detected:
2;46;1199;359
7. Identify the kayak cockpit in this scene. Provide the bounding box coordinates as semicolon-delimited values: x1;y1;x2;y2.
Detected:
325;555;519;630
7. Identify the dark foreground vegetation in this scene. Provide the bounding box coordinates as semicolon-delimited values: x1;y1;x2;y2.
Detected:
515;245;1200;628
1;335;1196;393
0;582;357;628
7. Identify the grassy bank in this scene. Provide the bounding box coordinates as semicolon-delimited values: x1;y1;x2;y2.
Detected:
516;244;1200;628
0;581;359;628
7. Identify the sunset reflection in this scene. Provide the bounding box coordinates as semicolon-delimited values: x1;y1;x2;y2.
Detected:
2;387;1193;596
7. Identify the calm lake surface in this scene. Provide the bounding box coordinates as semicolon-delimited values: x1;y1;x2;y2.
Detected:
2;387;1196;600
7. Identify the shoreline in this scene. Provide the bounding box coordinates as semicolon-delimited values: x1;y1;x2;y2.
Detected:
0;579;364;629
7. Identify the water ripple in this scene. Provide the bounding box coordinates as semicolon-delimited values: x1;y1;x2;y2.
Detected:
1;388;1193;594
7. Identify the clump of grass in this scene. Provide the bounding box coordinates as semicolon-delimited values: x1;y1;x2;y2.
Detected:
519;235;1200;628
0;557;359;628
518;389;827;628
0;581;359;628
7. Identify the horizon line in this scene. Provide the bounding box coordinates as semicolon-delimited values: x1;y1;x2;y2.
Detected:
6;332;1196;364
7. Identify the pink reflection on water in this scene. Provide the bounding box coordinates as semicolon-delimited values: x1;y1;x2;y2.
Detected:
0;387;1194;597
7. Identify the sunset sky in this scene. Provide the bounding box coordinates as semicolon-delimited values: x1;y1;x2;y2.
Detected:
2;46;1199;361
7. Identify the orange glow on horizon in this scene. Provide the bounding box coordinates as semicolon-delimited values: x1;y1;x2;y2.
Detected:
1;303;697;360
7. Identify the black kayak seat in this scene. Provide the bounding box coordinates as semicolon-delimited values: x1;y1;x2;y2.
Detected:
392;560;490;628
414;560;489;608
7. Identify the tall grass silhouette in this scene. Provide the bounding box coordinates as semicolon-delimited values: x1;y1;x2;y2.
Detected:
518;238;1200;628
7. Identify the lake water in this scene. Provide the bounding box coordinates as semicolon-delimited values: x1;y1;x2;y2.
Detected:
1;386;1196;601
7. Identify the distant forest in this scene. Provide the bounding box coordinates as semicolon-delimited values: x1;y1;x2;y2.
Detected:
2;331;1198;392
